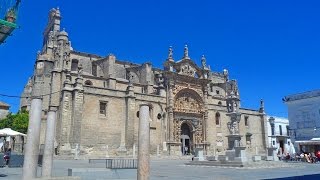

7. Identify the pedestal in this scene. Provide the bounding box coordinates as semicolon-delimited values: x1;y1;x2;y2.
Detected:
225;150;236;161
226;134;242;150
267;147;278;161
166;142;181;156
195;148;205;161
234;146;247;162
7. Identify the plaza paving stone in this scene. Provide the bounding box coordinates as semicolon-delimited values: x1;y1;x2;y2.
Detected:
0;158;319;179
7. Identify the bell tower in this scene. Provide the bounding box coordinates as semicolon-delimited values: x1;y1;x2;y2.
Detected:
42;8;61;54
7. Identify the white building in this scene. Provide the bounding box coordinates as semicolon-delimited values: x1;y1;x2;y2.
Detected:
283;90;320;142
267;116;293;155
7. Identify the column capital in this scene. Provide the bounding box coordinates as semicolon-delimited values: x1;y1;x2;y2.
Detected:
31;96;43;100
49;106;58;112
139;104;150;108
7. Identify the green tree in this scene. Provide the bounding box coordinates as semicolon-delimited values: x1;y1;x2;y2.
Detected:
0;110;29;134
12;110;29;134
0;113;14;129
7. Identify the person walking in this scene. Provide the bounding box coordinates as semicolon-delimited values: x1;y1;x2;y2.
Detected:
4;148;11;165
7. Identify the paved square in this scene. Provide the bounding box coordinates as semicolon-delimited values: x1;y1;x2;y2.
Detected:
1;159;320;180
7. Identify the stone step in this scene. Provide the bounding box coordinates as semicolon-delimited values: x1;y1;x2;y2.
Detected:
185;161;245;167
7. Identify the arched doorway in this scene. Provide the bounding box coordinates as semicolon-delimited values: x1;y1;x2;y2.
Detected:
181;123;192;155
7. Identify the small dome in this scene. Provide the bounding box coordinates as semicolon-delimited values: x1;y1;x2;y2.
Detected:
59;29;68;37
58;29;69;41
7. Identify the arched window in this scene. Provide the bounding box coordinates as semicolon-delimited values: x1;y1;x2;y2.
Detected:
71;59;78;71
218;101;222;106
215;112;220;126
84;80;93;86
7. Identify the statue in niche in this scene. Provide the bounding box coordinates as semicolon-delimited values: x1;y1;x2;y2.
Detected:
228;120;239;135
48;31;55;46
156;73;164;88
127;71;134;85
78;64;83;77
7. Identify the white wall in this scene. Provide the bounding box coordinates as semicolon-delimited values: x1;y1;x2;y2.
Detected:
286;96;320;141
266;116;291;154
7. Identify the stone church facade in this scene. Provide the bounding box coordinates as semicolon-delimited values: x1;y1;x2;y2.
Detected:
21;8;269;157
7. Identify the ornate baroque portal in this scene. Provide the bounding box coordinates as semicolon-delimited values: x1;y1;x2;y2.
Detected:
173;87;204;153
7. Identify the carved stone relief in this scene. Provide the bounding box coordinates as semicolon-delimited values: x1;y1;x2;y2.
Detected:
174;93;203;114
173;85;203;97
178;64;196;77
173;88;204;114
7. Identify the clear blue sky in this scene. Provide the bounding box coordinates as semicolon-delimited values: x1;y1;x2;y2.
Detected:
1;0;320;117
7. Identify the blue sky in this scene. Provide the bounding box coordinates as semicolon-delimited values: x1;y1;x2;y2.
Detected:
1;0;320;117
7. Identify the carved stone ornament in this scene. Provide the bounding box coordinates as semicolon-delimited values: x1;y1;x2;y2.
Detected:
174;91;203;114
179;64;196;77
156;73;164;88
172;85;203;97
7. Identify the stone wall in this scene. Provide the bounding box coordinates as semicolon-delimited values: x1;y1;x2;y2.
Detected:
0;109;9;119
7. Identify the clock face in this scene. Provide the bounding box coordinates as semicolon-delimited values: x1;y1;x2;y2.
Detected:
37;62;44;69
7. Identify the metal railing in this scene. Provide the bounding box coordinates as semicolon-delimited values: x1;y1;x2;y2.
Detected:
106;159;137;169
89;158;137;169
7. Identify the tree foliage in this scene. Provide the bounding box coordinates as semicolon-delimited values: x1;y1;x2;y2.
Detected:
0;110;29;134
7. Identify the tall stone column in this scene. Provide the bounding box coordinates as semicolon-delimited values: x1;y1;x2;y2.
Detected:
22;92;43;179
203;86;208;143
70;76;83;147
137;105;150;180
168;81;174;142
119;85;135;153
41;106;57;177
50;70;62;107
262;114;269;151
58;73;73;153
125;87;136;149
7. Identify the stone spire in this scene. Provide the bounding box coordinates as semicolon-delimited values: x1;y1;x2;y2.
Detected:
259;99;265;113
183;45;190;59
164;46;175;72
167;46;174;62
201;55;209;70
223;69;229;82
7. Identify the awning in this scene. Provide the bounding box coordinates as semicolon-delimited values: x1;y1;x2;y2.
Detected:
0;128;26;136
0;19;17;44
295;140;320;146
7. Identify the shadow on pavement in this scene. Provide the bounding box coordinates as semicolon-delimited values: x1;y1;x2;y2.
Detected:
0;174;7;177
265;174;320;180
